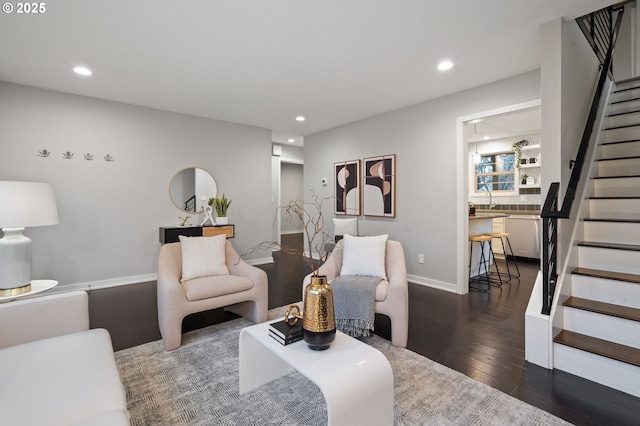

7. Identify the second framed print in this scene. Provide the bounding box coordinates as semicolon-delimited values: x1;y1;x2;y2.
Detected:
363;154;396;217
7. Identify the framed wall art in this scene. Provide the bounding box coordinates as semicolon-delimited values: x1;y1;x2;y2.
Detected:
334;159;361;215
363;154;396;217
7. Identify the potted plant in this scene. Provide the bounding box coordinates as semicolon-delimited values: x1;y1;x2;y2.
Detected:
512;139;528;170
208;193;231;225
521;173;529;185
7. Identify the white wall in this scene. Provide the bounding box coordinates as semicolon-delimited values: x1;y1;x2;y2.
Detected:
304;70;540;292
0;82;273;287
280;163;304;233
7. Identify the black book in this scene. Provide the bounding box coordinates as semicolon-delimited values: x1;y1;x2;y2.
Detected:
269;330;304;346
269;319;303;340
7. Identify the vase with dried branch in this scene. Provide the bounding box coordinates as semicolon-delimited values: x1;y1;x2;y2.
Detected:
246;191;336;350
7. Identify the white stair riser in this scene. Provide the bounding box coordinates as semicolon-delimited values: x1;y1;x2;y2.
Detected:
609;98;640;115
612;87;640;103
554;343;640;398
584;220;640;245
592;177;640;197
600;141;640;158
562;306;640;348
615;79;640;91
587;199;640;220
606;112;640;128
578;246;640;275
572;274;640;309
597;158;640;177
605;126;640;142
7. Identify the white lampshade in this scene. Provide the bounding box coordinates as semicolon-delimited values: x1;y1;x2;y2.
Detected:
0;181;59;228
0;181;59;296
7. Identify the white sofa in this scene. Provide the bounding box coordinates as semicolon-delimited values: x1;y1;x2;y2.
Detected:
0;291;130;426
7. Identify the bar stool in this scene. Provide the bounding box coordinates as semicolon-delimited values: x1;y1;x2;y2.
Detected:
487;232;520;281
468;234;503;291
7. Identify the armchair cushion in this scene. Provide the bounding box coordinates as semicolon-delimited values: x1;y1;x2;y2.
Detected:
179;234;229;281
341;234;388;279
182;275;254;301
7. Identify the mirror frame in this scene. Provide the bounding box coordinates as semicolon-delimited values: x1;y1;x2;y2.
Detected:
168;166;218;213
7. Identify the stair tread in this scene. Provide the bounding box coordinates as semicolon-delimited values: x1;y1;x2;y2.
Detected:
572;267;640;284
604;124;640;130
583;218;640;223
607;109;640;117
564;296;640;322
554;330;640;367
600;139;640;145
578;241;640;251
597;155;640;161
588;196;640;199
592;174;640;179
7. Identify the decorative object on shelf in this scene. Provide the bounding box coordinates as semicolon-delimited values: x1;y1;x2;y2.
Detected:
62;151;74;159
84;153;94;160
209;193;231;225
528;157;537;164
0;181;59;297
334;159;361;215
178;215;191;227
521;173;529;185
468;202;476;216
104;154;114;162
200;205;216;226
37;149;51;158
512;140;528;170
526;176;535;185
363;154;396;217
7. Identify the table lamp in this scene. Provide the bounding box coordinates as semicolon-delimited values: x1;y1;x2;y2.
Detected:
0;181;59;296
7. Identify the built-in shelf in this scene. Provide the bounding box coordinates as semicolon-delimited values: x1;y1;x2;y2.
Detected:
520;163;540;169
521;144;541;151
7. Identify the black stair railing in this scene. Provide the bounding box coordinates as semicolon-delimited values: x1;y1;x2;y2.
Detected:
184;195;196;212
540;5;625;315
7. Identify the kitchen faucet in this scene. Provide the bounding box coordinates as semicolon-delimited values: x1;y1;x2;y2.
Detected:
486;190;495;209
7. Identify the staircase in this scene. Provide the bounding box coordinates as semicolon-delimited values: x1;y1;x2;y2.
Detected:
552;77;640;398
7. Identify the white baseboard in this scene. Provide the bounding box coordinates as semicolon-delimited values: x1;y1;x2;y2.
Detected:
281;230;304;235
408;274;458;293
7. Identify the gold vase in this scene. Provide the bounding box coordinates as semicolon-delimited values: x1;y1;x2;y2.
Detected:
298;275;336;350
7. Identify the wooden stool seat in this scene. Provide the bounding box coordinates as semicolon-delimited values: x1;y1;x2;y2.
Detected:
469;235;492;242
485;232;520;281
487;232;510;238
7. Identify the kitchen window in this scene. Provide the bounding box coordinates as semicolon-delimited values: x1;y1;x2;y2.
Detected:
474;151;515;193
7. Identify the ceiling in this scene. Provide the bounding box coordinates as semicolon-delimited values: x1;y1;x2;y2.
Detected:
465;107;541;144
0;0;618;146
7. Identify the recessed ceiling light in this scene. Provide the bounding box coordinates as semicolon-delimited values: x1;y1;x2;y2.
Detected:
470;119;481;124
287;138;295;143
73;66;92;76
483;136;490;140
295;116;305;122
437;60;453;71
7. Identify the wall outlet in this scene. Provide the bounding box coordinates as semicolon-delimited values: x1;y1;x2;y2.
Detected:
418;253;424;264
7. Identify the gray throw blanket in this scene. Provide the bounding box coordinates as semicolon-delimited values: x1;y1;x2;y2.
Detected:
331;275;382;338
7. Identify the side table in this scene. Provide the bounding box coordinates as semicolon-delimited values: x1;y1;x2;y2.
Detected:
0;280;58;302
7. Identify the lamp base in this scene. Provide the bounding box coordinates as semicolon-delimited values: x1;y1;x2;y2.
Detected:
0;283;32;297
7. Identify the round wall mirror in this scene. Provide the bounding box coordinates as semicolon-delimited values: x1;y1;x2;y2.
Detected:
169;167;218;213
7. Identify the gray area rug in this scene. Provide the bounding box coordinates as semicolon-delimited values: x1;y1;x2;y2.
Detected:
115;307;570;425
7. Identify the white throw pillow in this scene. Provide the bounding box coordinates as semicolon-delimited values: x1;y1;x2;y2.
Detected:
179;234;229;282
340;234;388;279
333;217;358;237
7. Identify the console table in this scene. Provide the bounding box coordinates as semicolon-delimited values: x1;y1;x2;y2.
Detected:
239;319;394;425
159;225;235;243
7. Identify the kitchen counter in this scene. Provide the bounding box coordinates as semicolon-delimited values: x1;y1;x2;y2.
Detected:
469;213;509;220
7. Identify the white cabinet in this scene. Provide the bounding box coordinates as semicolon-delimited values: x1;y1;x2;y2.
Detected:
492;217;505;257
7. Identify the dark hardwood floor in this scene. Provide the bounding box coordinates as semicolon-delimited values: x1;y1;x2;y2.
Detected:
264;234;640;426
89;233;640;425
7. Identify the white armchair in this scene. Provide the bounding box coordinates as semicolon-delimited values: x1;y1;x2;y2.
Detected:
303;239;409;347
157;240;268;351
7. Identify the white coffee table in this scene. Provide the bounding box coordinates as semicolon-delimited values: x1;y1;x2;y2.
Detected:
239;320;394;426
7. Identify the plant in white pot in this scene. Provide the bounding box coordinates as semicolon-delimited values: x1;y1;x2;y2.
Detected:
209;194;231;225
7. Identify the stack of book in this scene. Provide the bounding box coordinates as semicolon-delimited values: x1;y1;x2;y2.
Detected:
269;319;303;345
